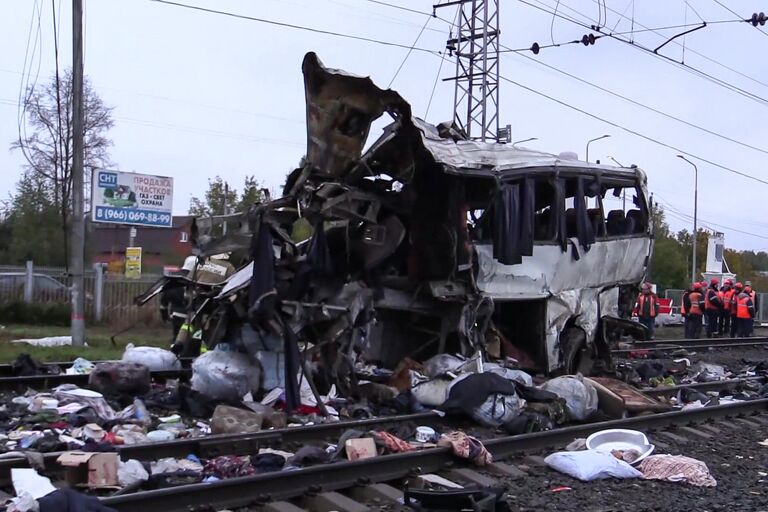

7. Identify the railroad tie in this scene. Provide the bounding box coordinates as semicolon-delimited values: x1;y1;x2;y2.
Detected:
746;415;768;426
303;491;371;512
734;417;764;429
678;426;712;440
349;483;403;504
445;468;500;488
697;424;722;435
655;431;690;444
262;501;308;512
486;462;527;480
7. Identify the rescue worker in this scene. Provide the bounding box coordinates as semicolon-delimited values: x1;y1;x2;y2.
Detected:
730;282;743;337
719;279;734;337
744;284;757;336
704;277;722;338
684;283;705;339
736;286;756;337
636;282;660;339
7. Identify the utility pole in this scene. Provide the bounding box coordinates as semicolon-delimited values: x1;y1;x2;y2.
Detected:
439;0;500;142
70;0;86;346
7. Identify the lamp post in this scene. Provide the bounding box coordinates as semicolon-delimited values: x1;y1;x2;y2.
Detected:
608;156;626;210
585;134;611;162
512;137;538;146
677;155;699;284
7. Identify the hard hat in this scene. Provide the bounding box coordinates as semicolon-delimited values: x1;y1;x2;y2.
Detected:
692;283;702;291
710;277;719;285
642;282;651;290
735;282;743;288
745;285;753;292
182;255;197;273
725;279;733;285
746;280;753;286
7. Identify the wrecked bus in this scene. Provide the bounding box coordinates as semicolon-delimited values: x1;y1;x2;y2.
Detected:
140;53;652;393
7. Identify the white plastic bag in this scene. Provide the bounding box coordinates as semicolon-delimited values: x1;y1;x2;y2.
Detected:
423;354;466;377
470;392;525;427
483;364;533;387
122;344;181;371
544;450;642;481
118;459;149;487
191;350;261;400
540;375;598;421
411;372;453;407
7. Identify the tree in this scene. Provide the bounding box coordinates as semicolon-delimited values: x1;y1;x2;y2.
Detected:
12;69;114;265
189;175;264;216
648;205;688;292
1;172;65;266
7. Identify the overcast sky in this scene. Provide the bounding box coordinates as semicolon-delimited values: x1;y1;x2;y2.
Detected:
3;0;768;252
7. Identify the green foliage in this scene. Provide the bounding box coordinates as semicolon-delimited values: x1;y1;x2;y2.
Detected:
0;301;70;326
189;175;265;216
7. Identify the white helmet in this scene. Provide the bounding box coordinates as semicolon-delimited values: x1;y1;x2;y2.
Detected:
182;256;197;273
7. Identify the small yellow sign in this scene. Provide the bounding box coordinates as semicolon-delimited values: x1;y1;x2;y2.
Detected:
125;247;142;279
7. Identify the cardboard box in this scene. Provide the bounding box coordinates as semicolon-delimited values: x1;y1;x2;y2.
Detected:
56;451;119;488
345;438;377;461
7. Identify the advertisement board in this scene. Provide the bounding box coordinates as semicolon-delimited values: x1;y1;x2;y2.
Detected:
125;247;142;279
91;170;173;228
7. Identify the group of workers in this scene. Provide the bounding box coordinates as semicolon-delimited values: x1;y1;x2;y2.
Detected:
681;278;757;339
635;278;759;340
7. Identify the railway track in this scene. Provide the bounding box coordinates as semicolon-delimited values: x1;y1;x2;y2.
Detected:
0;357;195;378
92;398;768;512
0;369;191;392
611;336;768;355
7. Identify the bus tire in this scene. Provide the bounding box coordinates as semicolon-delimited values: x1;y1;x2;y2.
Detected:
561;327;594;375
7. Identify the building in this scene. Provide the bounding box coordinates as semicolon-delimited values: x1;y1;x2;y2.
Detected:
88;215;193;275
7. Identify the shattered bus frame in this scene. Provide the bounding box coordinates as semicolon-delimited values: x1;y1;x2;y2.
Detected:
146;52;652;390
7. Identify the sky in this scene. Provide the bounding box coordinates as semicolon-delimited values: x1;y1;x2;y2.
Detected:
2;0;768;252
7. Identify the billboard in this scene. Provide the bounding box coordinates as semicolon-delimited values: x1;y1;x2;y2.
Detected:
92;170;173;228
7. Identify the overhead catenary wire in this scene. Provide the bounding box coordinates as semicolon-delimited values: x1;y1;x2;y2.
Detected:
149;0;442;56
519;0;768;98
500;47;768;156
496;72;768;187
711;0;768;38
388;15;432;88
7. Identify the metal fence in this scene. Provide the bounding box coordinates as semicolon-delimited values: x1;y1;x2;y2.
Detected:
665;288;768;324
0;263;162;327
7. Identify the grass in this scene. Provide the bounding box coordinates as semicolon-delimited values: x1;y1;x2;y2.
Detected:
0;323;172;363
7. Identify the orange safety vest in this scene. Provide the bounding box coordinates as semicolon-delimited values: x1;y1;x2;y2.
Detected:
638;294;657;318
722;289;734;309
704;288;719;311
737;295;753;319
680;292;688;315
688;292;703;316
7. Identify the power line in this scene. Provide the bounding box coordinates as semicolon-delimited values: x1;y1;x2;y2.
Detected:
150;0;442;56
518;0;768;100
711;0;768;38
388;15;432;88
501;48;768;156
656;195;768;240
496;73;768;187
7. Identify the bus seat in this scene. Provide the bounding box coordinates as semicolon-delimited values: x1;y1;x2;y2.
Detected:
626;209;644;234
606;210;626;236
565;208;577;238
587;208;603;237
535;209;551;240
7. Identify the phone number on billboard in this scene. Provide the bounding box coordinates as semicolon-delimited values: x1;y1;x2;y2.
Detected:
95;206;172;227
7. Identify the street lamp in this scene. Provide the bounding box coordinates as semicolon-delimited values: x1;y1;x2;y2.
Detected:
608;156;627;210
586;134;611;162
512;137;538;146
677;155;699;284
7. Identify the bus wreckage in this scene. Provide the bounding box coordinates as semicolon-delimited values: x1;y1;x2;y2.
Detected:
138;52;653;403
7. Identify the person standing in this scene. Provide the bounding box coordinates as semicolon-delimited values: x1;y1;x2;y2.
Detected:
736;287;756;338
704;278;723;338
745;284;757;336
636;282;660;340
730;282;743;337
684;283;705;339
719;279;734;337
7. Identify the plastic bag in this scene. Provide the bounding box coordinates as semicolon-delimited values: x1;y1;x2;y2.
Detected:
118;459;149;487
122;344;182;371
64;357;95;375
540;375;598;421
191;350;261;401
423;354;466;377
544;450;642;481
470;392;524;427
483;363;533;387
410;372;453;407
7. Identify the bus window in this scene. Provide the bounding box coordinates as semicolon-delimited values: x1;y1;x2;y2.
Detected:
604;185;648;236
534;180;556;242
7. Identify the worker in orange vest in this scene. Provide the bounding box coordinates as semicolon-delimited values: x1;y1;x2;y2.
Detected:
729;282;743;337
719;279;734;337
683;283;705;339
736;287;756;338
703;278;722;338
744;284;757;336
636;282;660;339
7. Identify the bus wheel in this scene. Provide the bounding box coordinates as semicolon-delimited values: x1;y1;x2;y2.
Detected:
562;327;595;375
